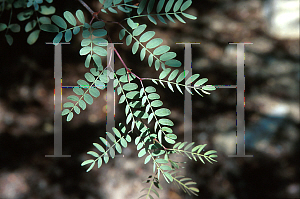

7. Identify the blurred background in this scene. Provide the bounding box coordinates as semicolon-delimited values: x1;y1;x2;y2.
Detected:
0;0;299;198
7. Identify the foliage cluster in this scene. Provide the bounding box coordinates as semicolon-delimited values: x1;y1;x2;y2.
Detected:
0;0;217;198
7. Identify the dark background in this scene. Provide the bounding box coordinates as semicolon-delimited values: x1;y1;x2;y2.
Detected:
0;0;299;198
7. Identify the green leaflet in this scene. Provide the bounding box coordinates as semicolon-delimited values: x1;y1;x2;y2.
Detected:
80;46;91;55
112;127;121;138
116;68;127;75
139;31;155;43
166;14;175;23
146;38;163;49
63;11;76;26
148;112;154;123
194;78;208;87
155;108;171;117
97;158;102;168
182;12;197;20
27;30;40;45
158;118;173;126
76;10;85;24
84;94;93;105
79;100;86;110
176;70;189;83
127;18;139;29
160;165;172;171
67;112;73;121
123;83;138;91
93;38;108;46
134;110;149;119
93;46;107;56
62;109;70;116
93;29;107;37
119;95;125;104
151;100;163;107
133;24;147;36
93;143;105;152
115;143;122;154
159;68;171;79
157;0;165;13
168;69;179;81
25;20;37;32
85;72;95;82
91;54;101;69
160;52;176;61
148;93;160;100
89;87;100;97
137;142;143;150
181;0;192;12
53;32;63;44
8;24;20;33
77;79;89;87
70;106;78;114
51;15;67;29
165;59;181;67
117;5;130;13
174;13;186;23
108;7;118;13
67;95;79;101
120;137;127;148
119;29;126;40
81;159;93;166
147;15;157;25
173;0;183;12
113;0;122;5
82;30;91;38
147;0;155;13
148;54;154;67
186;74;200;85
155;159;168;164
38;16;50;24
140;48;146;61
153;45;170;55
202;85;216;90
126;35;132;46
104;0;113;9
129;101;142;108
157;15;167;24
145;86;156;93
138;148;146;157
73;27;80;35
137;0;147;15
144;155;151;164
165;0;175;13
90;68;100;76
87;151;99;157
92;21;105;28
163;172;173;182
63;102;74;108
81;39;91;47
106;132;116;142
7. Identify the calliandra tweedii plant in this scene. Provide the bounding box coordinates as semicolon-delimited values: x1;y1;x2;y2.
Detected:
0;0;218;198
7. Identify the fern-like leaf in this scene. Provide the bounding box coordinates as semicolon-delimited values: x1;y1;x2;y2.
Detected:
81;124;130;172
